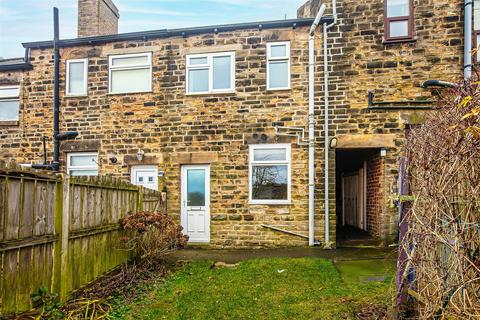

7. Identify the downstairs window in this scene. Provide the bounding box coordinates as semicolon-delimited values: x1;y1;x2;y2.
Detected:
249;144;291;204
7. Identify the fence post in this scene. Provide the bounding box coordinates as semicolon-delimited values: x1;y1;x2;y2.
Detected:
136;186;144;212
52;175;64;296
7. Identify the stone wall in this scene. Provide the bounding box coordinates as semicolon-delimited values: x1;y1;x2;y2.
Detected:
366;153;384;237
0;0;466;247
303;0;464;243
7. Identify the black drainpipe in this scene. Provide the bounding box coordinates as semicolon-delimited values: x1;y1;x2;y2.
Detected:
52;7;60;172
32;7;78;172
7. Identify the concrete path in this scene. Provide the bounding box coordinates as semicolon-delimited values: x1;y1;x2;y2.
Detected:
174;246;398;264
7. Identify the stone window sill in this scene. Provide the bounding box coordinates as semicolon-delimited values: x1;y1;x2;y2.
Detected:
383;37;417;45
0;120;19;126
185;91;236;97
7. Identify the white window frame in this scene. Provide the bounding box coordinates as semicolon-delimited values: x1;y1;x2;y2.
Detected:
66;152;99;176
108;52;152;94
186;52;235;95
65;58;88;96
266;42;291;91
0;85;20;122
249;144;291;205
131;165;159;190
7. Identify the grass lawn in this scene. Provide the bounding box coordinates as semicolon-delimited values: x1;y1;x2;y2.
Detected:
109;257;395;320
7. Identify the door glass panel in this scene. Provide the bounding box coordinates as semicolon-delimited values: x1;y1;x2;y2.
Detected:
187;169;205;206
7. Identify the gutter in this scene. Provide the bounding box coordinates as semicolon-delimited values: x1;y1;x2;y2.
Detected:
308;3;327;247
22;18;316;49
0;62;33;72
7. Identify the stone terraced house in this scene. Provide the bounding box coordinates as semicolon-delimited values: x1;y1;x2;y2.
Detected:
0;0;474;248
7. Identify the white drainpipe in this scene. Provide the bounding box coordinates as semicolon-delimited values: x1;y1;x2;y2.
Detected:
464;0;473;80
322;0;338;247
308;3;327;246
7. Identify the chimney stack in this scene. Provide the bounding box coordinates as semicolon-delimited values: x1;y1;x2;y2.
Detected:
78;0;119;38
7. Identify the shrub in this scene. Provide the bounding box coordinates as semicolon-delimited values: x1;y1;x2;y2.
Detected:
120;211;189;265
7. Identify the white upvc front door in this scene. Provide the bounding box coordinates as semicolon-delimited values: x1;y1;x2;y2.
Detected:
131;165;158;191
181;165;210;243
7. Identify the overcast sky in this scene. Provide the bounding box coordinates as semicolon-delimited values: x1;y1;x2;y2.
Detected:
0;0;306;59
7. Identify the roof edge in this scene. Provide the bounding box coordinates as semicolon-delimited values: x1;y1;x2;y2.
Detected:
22;18;332;49
0;62;33;72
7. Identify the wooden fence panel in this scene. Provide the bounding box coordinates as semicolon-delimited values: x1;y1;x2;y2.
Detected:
0;165;165;317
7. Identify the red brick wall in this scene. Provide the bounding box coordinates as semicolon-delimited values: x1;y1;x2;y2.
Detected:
366;153;384;237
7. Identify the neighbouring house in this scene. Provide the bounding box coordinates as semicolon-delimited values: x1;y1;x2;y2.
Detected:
0;0;472;248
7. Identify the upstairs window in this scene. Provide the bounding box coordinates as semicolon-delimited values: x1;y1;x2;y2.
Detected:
67;153;98;176
384;0;414;42
186;52;235;94
66;59;88;96
0;86;20;122
475;0;480;61
267;42;291;90
109;52;152;94
249;144;291;204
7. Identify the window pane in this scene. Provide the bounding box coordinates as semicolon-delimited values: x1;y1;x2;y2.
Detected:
0;100;20;121
111;68;150;93
252;165;288;200
270;44;287;58
111;55;149;67
389;20;409;37
190;57;208;65
253;148;287;161
68;61;85;94
213;56;232;90
70;154;97;166
387;0;409;17
69;169;98;176
188;69;209;93
187;169;205;206
268;61;289;89
0;87;19;98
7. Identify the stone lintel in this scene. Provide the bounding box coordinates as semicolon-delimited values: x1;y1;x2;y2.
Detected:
124;154;163;166
335;134;396;149
61;140;100;152
244;133;292;145
172;152;218;164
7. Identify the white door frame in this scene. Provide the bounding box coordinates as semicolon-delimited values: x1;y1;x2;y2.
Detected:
181;164;210;243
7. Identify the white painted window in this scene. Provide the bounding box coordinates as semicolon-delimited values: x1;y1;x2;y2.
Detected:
109;52;152;94
131;165;158;191
249;144;291;204
66;59;88;96
67;153;98;176
186;52;235;94
267;42;291;90
0;86;20;121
